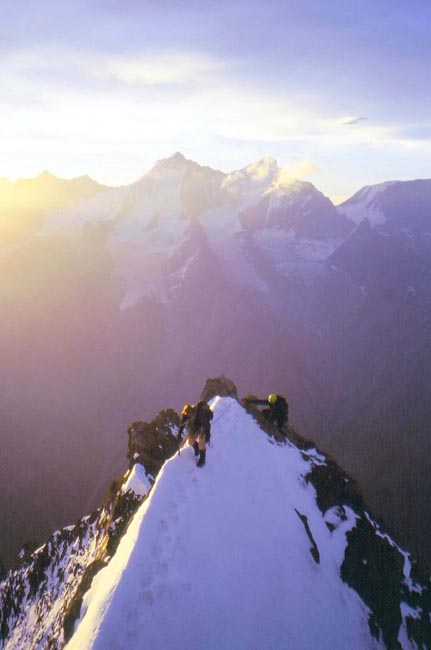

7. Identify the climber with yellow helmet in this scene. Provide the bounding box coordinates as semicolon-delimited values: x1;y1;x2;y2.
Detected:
245;393;289;429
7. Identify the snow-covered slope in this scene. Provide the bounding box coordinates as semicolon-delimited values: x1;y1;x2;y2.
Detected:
62;397;428;650
337;182;396;226
1;387;429;650
337;179;431;233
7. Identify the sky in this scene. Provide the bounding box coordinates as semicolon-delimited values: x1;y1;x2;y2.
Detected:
0;0;430;202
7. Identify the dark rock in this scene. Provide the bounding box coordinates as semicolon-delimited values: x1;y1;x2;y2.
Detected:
341;515;404;649
106;491;143;556
294;509;320;564
406;607;431;649
127;409;180;477
63;558;107;643
200;376;238;402
305;460;364;514
0;559;5;581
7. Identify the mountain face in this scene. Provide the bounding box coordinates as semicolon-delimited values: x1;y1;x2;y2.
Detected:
0;171;108;249
0;155;430;578
305;180;431;570
1;384;430;650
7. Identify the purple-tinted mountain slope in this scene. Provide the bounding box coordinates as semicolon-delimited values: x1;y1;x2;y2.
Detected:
0;156;429;573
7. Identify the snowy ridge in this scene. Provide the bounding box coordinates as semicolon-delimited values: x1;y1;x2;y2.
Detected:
1;391;430;649
63;397;427;650
337;182;396;226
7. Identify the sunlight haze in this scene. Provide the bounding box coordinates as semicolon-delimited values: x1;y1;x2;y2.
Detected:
0;0;430;201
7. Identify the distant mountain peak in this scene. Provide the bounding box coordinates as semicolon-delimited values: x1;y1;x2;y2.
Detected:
36;170;57;181
170;151;186;161
154;151;190;170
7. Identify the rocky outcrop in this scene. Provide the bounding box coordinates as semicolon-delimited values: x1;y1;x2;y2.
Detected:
127;409;180;478
0;510;103;649
305;455;431;649
0;474;146;650
199;376;238;402
305;459;364;514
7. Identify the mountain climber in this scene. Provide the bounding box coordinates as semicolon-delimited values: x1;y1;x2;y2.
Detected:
177;401;213;467
245;393;288;429
177;403;196;452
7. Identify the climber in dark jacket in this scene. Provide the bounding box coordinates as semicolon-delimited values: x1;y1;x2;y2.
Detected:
177;401;213;467
245;394;288;428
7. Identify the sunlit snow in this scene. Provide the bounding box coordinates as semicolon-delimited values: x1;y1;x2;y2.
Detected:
66;397;383;650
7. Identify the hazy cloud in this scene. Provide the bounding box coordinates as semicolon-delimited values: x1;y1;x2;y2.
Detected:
268;160;319;193
99;52;225;86
288;159;318;177
335;116;368;126
0;47;225;89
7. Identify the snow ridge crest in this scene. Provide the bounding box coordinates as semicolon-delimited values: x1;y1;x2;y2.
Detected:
1;385;430;650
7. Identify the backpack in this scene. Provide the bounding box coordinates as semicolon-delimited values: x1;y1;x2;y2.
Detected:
189;401;213;440
272;396;288;423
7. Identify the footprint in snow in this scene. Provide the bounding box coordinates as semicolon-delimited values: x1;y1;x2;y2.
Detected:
140;573;154;589
143;590;154;606
157;560;168;575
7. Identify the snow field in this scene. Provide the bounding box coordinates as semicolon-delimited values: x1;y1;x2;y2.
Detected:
66;397;383;650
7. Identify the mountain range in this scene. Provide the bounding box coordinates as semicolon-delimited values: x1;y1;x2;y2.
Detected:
0;153;430;574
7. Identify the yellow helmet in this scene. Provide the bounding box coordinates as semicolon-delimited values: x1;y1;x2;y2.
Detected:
182;403;194;417
268;394;278;404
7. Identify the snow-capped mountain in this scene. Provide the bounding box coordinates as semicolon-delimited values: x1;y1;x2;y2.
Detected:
1;381;430;650
338;179;431;232
36;152;352;307
1;156;430;584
